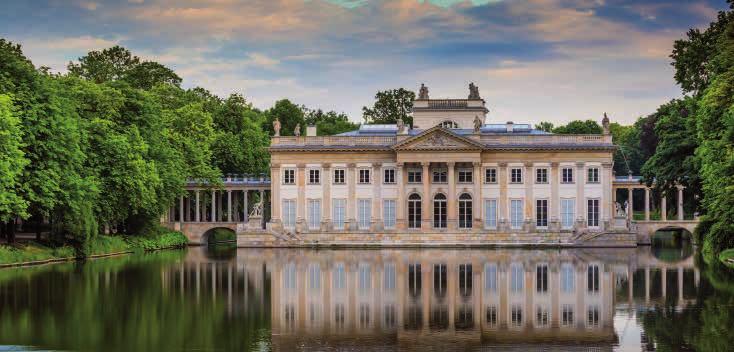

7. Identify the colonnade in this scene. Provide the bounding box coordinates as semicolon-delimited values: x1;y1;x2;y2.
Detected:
612;182;689;221
166;188;267;223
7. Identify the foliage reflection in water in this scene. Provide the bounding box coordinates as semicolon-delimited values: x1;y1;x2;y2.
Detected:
0;240;732;351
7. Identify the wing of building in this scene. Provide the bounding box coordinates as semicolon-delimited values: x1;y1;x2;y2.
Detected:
269;83;616;243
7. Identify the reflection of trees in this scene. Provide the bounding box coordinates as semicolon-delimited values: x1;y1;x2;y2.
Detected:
0;250;270;351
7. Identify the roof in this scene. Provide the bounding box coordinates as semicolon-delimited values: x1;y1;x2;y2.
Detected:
337;124;551;137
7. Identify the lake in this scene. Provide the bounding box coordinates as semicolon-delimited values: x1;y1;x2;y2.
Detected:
1;236;732;351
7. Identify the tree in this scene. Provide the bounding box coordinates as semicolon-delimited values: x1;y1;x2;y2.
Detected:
534;121;554;133
362;88;415;126
552;120;602;134
0;94;28;225
263;99;305;136
304;108;359;135
68;46;180;90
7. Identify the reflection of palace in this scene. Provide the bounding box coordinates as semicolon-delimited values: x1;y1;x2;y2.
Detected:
160;248;700;350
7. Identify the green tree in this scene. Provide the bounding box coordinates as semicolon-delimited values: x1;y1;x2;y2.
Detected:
68;46;180;90
534;121;554;133
0;94;28;222
263;99;305;136
552;120;602;134
304;108;359;135
362;88;415;126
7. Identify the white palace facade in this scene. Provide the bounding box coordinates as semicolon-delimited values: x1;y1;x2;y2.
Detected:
267;84;618;243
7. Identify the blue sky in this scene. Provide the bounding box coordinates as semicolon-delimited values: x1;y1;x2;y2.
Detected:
1;0;727;125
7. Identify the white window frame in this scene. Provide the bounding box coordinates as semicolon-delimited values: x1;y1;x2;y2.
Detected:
407;169;422;183
358;169;371;184
383;168;395;184
308;169;320;185
561;198;575;229
587;167;600;183
510;168;523;183
458;169;473;183
587;198;600;228
432;169;447;183
383;199;396;229
484;198;497;229
536;199;548;228
332;198;346;230
282;199;296;229
484;168;497;183
283;168;296;185
307;199;321;230
333;169;345;185
358;199;371;229
535;168;548;184
510;199;523;229
561;167;574;184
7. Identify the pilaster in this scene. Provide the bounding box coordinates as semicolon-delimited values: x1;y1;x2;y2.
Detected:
473;161;482;229
396;162;406;230
524;161;534;232
322;163;332;231
296;163;306;232
347;163;357;231
498;162;508;231
421;162;431;229
372;162;383;231
575;162;586;230
550;162;560;231
447;162;457;230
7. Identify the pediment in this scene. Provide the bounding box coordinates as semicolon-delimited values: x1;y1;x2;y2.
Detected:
392;127;485;151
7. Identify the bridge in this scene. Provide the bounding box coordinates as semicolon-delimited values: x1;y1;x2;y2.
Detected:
163;175;271;244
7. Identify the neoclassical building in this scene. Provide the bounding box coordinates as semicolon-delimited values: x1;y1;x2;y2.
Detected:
268;84;615;240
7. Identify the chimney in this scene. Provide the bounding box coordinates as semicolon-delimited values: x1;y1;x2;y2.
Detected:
506;121;514;133
306;125;317;137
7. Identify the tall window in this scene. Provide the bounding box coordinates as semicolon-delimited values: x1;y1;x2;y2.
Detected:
535;168;548;183
510;168;523;183
433;169;447;183
408;194;422;229
307;199;321;229
358;199;371;229
433;193;447;228
561;199;575;228
383;199;396;229
407;169;422;183
562;168;574;183
359;169;371;184
458;169;473;183
283;169;295;185
333;169;345;184
587;199;599;227
536;264;548;293
383;168;395;184
332;199;346;229
484;199;497;228
282;199;296;229
485;168;497;183
459;193;473;228
587;265;600;293
308;169;320;184
510;199;523;229
536;199;548;227
587;167;600;183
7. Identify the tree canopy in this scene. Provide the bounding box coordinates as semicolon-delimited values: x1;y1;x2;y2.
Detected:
362;88;415;126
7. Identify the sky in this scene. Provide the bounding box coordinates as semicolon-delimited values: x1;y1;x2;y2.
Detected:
1;0;728;125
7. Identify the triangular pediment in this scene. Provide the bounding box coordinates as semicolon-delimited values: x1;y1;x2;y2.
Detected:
392;126;485;151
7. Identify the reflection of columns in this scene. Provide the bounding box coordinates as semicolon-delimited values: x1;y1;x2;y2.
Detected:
677;267;683;301
627;188;633;221
422;162;430;228
195;190;201;222
661;269;667;298
627;268;633;309
677;186;684;221
227;190;232;222
644;188;650;221
644;267;650;304
447;162;456;230
661;196;667;221
694;268;700;288
396;163;405;230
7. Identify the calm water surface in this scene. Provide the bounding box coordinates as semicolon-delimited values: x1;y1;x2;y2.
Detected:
1;238;733;351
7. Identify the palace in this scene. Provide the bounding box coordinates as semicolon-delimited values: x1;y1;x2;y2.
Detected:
267;83;618;244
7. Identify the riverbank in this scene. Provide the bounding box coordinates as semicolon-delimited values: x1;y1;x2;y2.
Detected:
0;231;188;267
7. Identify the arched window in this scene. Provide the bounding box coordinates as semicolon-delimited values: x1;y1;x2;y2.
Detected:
408;193;422;229
459;193;473;229
433;193;447;228
438;120;459;129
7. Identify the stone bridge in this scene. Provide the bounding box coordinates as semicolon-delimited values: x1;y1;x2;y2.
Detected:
166;222;240;244
634;220;699;245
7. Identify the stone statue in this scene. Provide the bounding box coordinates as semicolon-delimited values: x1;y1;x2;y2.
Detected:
473;115;482;133
602;112;610;135
624;200;629;216
294;123;301;137
250;201;263;217
273;118;281;137
468;82;481;100
396;117;405;134
418;83;429;100
615;202;624;217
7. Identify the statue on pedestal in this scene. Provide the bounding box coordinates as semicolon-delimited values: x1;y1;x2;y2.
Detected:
602;112;610;135
273;118;281;137
468;82;481;99
397;117;406;134
294;123;301;137
418;83;429;100
473;115;482;133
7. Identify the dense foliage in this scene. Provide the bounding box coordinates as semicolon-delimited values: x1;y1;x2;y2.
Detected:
362;88;415;126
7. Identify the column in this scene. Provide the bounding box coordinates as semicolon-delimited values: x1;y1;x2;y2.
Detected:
297;164;306;231
227;190;232;222
473;161;482;229
179;195;185;222
323;164;332;230
627;187;633;221
550;162;559;228
677;185;684;221
372;163;382;230
575;162;585;227
602;163;613;226
524;161;533;231
270;164;280;225
243;190;249;223
661;196;667;221
644;187;650;221
211;190;216;222
498;162;508;230
421;162;430;229
447;162;456;230
347;163;356;230
260;189;265;229
396;162;405;230
195;190;200;222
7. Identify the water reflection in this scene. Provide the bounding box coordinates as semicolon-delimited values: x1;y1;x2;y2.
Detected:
0;244;721;351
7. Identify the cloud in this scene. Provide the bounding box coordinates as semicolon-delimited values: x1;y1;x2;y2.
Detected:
13;35;124;72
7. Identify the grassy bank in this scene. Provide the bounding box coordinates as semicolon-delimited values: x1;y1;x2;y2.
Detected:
1;230;188;266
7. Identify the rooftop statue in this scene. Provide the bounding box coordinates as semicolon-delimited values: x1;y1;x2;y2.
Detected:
473;115;482;133
294;123;301;137
418;83;429;100
602;112;611;135
468;82;481;100
396;117;406;134
273;117;281;137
